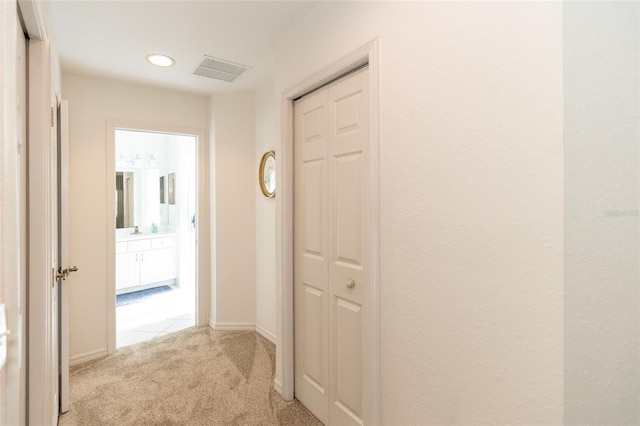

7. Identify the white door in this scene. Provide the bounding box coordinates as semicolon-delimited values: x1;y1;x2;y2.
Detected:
50;91;60;424
58;99;72;413
27;38;61;426
294;67;370;426
294;82;330;423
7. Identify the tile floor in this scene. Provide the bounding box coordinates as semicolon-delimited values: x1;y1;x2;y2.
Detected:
117;285;195;348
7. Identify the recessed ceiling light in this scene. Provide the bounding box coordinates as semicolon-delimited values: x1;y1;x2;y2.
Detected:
146;54;175;67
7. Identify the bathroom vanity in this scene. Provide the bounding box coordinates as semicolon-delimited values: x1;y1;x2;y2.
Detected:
115;233;176;294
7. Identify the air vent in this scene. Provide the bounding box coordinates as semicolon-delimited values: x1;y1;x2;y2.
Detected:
193;56;249;83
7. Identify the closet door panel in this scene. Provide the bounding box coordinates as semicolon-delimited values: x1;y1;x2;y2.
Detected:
294;87;330;424
328;67;369;426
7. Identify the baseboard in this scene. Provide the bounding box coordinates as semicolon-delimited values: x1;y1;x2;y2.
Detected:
211;321;256;331
255;324;276;344
274;378;283;396
69;348;108;367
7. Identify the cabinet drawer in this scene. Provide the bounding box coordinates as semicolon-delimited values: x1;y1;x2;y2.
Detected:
151;237;174;249
128;239;152;252
116;242;128;254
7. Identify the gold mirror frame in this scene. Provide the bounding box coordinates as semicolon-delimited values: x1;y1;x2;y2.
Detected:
259;151;276;198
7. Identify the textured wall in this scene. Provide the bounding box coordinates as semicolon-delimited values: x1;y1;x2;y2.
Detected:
210;92;257;327
271;2;564;424
254;70;277;341
564;3;640;424
1;3;24;424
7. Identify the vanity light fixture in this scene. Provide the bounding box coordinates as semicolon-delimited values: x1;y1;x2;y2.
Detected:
148;154;159;167
146;53;175;67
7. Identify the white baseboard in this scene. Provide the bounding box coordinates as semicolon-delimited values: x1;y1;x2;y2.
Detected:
211;321;256;331
274;378;283;396
209;321;276;346
255;324;276;344
69;348;108;367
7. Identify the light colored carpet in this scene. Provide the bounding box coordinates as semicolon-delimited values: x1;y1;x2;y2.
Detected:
58;326;322;425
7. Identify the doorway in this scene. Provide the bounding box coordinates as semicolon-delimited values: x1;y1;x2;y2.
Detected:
293;67;370;425
113;129;197;348
277;40;381;425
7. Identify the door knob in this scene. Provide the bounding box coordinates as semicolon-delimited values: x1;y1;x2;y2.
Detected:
56;268;67;280
58;266;79;280
345;278;355;289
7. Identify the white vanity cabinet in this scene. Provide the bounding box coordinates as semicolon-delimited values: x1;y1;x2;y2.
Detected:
116;235;176;294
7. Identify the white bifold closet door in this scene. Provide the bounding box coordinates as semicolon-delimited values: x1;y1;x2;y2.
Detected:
294;66;370;426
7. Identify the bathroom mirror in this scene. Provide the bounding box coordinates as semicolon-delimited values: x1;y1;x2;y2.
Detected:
115;172;134;228
168;173;176;205
115;168;168;229
160;176;166;204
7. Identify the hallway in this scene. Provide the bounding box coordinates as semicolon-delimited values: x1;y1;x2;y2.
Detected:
59;327;320;425
2;1;637;424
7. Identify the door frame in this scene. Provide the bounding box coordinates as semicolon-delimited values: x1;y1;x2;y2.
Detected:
276;39;381;424
106;121;209;354
18;1;62;423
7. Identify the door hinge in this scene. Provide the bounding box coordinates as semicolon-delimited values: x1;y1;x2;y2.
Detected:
50;107;54;128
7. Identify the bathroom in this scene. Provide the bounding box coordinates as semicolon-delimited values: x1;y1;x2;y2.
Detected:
114;129;197;347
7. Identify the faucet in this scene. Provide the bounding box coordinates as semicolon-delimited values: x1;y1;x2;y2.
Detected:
132;225;140;234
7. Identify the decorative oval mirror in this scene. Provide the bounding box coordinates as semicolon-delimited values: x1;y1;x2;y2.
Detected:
259;151;276;198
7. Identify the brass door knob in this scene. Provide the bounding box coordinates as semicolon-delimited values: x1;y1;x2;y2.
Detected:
58;266;79;280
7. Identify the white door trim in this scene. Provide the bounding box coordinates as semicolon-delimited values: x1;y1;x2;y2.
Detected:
276;38;381;425
17;0;49;41
106;121;209;354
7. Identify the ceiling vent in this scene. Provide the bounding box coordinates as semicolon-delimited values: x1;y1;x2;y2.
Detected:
193;56;249;83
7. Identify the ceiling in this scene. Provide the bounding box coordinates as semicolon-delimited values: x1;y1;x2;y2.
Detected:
46;1;319;95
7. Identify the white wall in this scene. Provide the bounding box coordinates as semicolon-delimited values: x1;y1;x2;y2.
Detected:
255;68;277;342
270;2;564;424
209;93;257;328
209;96;217;324
63;73;208;362
173;135;197;289
0;2;23;424
564;3;639;425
